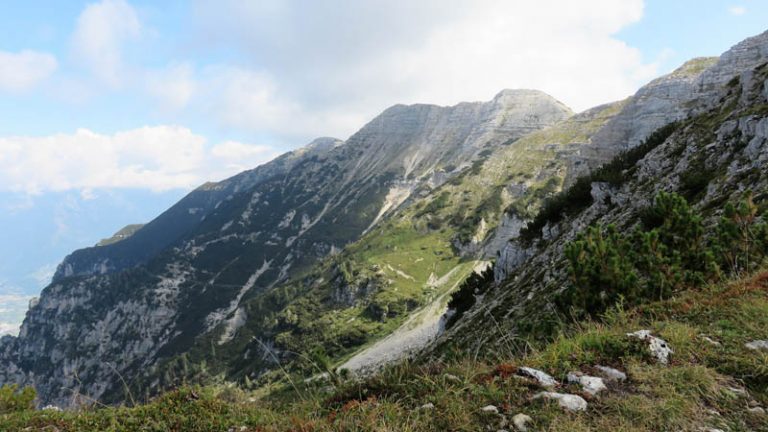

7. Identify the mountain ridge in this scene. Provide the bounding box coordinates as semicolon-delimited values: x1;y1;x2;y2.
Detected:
3;29;768;409
1;87;573;407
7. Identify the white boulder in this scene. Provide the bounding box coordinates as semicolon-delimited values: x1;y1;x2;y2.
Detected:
481;404;500;414
745;340;768;350
518;366;558;388
566;371;607;396
627;330;674;364
533;392;588;412
512;413;533;431
594;365;627;382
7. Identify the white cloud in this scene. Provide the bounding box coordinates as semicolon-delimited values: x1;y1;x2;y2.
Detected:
204;67;299;131
0;322;20;336
0;294;32;304
201;66;359;138
71;0;142;86
145;64;364;139
0;50;58;92
211;140;281;172
0;126;280;194
211;140;274;159
189;0;655;139
31;264;57;288
146;63;197;111
728;5;747;15
80;188;98;200
0;294;33;336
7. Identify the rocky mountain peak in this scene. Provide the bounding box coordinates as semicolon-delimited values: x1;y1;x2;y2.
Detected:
336;91;571;183
668;57;719;78
298;136;344;153
590;52;742;153
491;88;573;114
694;29;768;95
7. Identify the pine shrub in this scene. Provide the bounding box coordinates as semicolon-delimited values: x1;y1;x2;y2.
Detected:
446;266;495;328
559;192;767;319
0;384;35;414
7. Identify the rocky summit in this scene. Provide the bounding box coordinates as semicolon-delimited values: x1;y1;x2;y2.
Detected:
2;26;768;432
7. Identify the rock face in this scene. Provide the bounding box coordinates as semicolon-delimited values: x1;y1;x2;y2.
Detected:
488;31;768;294
440;31;768;359
694;30;768;97
0;90;570;407
346;89;570;184
590;57;718;153
591;31;768;157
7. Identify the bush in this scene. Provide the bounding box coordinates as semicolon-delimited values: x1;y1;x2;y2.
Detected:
445;266;495;328
559;192;766;319
715;192;768;273
415;191;450;218
561;224;640;316
0;384;36;413
679;161;715;200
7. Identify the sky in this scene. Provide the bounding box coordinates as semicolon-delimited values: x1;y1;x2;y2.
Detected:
1;0;767;335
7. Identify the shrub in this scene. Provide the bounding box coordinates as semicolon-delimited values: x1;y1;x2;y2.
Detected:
0;384;36;413
679;161;715;200
559;192;766;319
445;266;495;328
415;191;450;218
561;224;639;316
715;192;768;273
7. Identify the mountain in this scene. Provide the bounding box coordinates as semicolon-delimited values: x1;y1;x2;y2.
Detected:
0;89;572;406
442;31;768;351
51;136;343;282
3;29;768;432
3;29;767;414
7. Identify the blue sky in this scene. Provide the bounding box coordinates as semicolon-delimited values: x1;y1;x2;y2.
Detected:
1;0;767;335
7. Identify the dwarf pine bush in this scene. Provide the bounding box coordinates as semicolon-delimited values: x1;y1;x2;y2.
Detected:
561;192;767;318
0;384;35;414
446;266;495;328
716;193;768;274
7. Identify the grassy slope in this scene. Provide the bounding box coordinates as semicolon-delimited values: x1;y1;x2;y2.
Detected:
4;267;766;431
